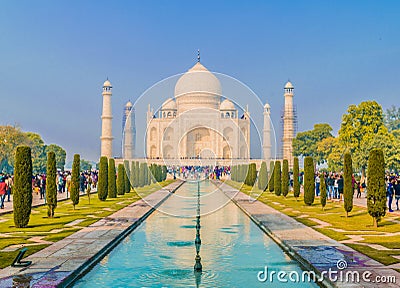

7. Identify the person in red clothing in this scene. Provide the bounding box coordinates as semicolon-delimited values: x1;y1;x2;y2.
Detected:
0;176;7;209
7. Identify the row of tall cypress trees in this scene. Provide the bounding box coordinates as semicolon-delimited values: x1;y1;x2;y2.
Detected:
12;146;168;228
231;148;387;227
97;157;167;202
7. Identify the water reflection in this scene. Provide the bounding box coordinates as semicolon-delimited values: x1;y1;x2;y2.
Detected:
74;181;316;287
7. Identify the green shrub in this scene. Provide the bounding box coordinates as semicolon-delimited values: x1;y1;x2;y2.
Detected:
139;162;146;187
257;162;268;191
304;156;315;206
124;160;131;192
108;158;117;198
245;163;257;186
320;173;327;210
293;157;300;199
117;164;125;195
130;161;136;188
282;159;289;197
268;161;275;192
343;153;353;217
274;161;281;196
46;151;57;217
98;156;108;201
162;166;168;181
367;149;386;227
13;146;33;228
135;161;140;186
71;154;80;209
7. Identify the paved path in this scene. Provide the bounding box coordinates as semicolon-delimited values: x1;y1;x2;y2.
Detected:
215;181;400;288
0;180;184;288
0;189;96;215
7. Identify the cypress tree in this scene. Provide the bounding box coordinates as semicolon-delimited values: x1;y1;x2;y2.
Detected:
139;162;146;187
320;173;327;210
13;146;33;228
304;156;315;206
135;161;140;187
293;157;300;200
46;151;57;218
130;161;136;188
162;166;168;181
282;159;289;197
343;153;353;217
143;164;148;186
117;164;125;195
124;160;131;192
108;158;117;198
245;163;257;186
98;156;108;201
258;162;268;191
71;154;80;209
367;149;386;227
268;161;275;192
274;161;281;196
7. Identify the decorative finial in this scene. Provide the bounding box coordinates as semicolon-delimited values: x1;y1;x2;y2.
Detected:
197;49;200;62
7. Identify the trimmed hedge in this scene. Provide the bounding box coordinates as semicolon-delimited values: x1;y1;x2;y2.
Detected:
108;158;117;198
320;173;327;210
282;159;289;197
343;153;353;217
258;162;268;191
98;156;108;201
293;157;300;199
71;154;80;209
274;161;281;196
13;146;33;228
117;164;125;195
46;151;57;217
304;156;315;206
367;148;386;227
268;161;275;192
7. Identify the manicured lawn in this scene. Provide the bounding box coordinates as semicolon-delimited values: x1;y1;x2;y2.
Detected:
0;180;175;269
226;180;400;267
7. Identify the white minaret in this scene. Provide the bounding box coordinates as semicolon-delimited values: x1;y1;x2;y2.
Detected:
282;81;295;168
123;100;135;159
263;102;271;163
100;79;113;158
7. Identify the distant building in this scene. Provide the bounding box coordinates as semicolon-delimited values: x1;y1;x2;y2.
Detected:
282;81;296;167
122;101;136;159
146;60;251;160
100;79;113;158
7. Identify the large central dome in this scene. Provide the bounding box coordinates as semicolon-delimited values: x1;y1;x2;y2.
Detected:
174;62;221;113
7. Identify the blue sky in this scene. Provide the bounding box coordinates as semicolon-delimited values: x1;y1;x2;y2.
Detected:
0;0;399;162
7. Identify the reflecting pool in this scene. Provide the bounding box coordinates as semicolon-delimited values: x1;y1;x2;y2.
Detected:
74;181;317;287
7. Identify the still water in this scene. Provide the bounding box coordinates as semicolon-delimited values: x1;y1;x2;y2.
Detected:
74;181;317;287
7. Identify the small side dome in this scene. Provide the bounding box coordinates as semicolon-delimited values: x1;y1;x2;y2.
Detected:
103;79;112;87
162;98;177;110
284;81;293;89
125;100;133;108
220;99;235;110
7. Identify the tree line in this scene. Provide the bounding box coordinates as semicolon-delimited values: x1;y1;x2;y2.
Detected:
12;146;168;228
292;101;400;174
231;149;387;228
0;125;66;174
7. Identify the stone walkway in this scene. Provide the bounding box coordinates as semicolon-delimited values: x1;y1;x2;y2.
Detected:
0;189;97;215
0;180;184;288
215;181;400;288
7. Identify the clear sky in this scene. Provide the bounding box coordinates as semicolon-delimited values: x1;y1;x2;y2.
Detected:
0;0;399;162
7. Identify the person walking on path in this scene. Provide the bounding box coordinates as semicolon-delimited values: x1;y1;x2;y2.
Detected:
394;179;400;211
0;177;7;209
387;178;395;213
5;175;12;202
315;173;321;197
337;175;344;202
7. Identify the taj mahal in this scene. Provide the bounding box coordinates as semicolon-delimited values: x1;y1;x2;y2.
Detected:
100;54;296;167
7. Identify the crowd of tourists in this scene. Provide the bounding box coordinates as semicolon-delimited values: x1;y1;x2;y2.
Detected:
0;171;98;210
170;165;230;180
